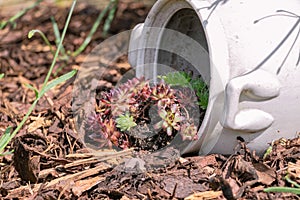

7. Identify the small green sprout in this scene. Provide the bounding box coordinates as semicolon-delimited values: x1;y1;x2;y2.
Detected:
116;113;137;132
263;145;273;159
0;73;4;79
28;29;55;55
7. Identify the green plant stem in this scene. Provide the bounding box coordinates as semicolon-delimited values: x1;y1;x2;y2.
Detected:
5;0;77;145
0;0;43;29
40;0;76;93
285;175;300;188
29;29;55;55
71;0;115;57
264;187;300;194
102;0;118;37
51;16;67;59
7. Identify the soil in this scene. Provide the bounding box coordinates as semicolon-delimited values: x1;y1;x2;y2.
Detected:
0;1;300;199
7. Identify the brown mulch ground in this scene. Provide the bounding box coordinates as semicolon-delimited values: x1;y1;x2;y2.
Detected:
0;1;299;199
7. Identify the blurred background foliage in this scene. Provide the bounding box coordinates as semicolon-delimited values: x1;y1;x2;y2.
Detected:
0;0;156;15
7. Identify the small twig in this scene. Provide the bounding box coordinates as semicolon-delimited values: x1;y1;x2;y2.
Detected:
170;183;177;199
57;181;70;200
66;148;134;158
147;189;154;200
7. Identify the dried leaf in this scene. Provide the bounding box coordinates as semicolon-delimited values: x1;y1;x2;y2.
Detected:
253;162;276;185
28;117;51;132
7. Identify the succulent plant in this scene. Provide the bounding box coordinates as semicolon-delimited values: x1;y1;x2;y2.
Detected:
151;82;176;108
179;121;198;141
100;118;129;148
116;112;137;132
154;104;185;136
97;77;148;117
86;73;204;151
176;87;199;108
98;86;134;117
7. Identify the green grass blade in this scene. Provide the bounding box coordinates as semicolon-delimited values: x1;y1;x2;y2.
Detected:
51;16;66;56
0;0;43;29
285;175;300;188
40;0;76;91
25;83;39;98
0;127;12;153
0;0;78;157
40;69;77;97
263;145;273;159
0;150;14;156
264;187;300;194
71;0;113;57
102;1;118;37
28;29;54;55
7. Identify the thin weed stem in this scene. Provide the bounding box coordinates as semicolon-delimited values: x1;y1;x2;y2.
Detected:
71;0;117;57
28;29;55;55
5;0;78;147
0;0;43;29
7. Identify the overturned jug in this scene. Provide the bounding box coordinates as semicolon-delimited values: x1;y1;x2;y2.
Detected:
128;0;300;155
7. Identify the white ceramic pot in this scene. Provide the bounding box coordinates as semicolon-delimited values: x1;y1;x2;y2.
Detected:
128;0;300;155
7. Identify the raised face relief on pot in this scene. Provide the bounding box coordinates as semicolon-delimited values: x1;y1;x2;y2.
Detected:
128;0;300;155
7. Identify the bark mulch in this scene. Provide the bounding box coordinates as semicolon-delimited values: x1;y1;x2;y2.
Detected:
0;1;299;199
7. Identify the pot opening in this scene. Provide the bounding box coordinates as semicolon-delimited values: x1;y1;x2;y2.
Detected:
144;8;211;152
157;8;210;81
155;8;211;134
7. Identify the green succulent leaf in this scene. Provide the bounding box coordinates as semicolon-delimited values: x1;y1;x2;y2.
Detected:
154;121;163;130
166;126;172;136
174;112;185;123
158;109;168;119
116;113;137;132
